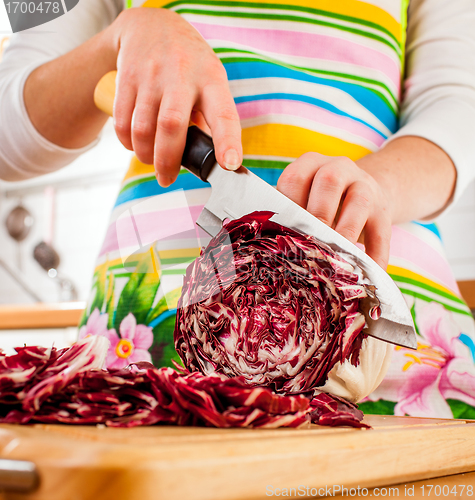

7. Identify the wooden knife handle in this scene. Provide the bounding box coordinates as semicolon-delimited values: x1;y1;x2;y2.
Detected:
94;71;117;117
0;459;39;493
93;71;216;181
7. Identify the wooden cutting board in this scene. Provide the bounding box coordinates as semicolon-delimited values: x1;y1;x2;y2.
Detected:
1;415;475;500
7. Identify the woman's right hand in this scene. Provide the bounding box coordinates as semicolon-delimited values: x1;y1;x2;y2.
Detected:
105;8;242;187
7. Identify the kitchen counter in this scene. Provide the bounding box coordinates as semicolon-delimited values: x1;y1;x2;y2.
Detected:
0;302;85;330
1;415;475;499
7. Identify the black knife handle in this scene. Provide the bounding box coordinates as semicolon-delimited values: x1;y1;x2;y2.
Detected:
182;126;216;182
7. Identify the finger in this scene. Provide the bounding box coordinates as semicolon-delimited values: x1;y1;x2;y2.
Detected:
362;214;392;270
334;181;371;244
154;89;195;187
200;82;242;171
276;153;327;208
190;110;211;135
306;164;350;227
113;78;137;152
131;90;161;166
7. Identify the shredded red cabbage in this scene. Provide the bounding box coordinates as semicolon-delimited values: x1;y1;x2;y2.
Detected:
0;340;368;429
308;393;369;429
0;212;373;429
0;340;309;428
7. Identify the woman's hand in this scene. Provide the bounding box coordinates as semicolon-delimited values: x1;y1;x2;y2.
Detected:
24;7;242;184
277;153;393;269
107;8;242;187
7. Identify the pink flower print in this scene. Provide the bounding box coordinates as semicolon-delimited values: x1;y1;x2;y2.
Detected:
105;313;153;369
78;308;114;340
369;302;475;418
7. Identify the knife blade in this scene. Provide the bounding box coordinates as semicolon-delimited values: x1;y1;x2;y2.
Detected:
182;126;417;350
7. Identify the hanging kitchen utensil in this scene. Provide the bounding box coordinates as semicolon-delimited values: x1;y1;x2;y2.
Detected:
2;204;42;301
5;205;34;242
32;187;78;301
33;242;78;301
5;203;34;270
33;187;60;272
33;241;60;272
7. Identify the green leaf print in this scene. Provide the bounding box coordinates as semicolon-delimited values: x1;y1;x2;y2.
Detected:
114;248;160;331
410;302;421;336
151;315;181;368
78;308;88;329
78;260;109;328
90;261;108;315
145;296;168;326
145;287;182;326
357;400;397;415
447;399;475;419
105;272;115;330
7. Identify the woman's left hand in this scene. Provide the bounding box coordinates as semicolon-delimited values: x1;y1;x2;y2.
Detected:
277;152;393;269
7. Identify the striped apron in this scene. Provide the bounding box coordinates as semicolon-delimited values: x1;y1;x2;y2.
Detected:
79;0;475;419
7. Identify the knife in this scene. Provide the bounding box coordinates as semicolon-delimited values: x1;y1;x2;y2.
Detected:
95;72;417;350
0;459;39;493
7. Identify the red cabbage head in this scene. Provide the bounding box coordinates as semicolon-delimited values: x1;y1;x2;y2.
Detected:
175;212;392;402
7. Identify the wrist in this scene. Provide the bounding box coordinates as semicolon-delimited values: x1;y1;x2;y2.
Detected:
356;154;398;225
96;20;122;73
357;136;457;224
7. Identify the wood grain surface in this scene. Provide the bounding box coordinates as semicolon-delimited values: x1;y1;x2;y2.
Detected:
1;416;474;500
335;471;475;499
0;303;85;330
457;280;475;310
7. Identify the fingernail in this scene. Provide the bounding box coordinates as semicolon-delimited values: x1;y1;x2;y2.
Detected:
223;149;241;171
157;174;174;187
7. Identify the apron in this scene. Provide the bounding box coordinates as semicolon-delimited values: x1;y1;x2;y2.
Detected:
79;0;475;419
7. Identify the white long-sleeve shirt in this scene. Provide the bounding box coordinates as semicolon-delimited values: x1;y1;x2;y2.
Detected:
1;0;475;210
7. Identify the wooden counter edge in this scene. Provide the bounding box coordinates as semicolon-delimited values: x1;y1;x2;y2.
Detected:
0;302;85;330
457;279;475;310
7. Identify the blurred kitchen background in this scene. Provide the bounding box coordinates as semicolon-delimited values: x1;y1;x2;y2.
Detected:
0;32;133;351
0;35;474;352
0;121;130;304
0;114;132;351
